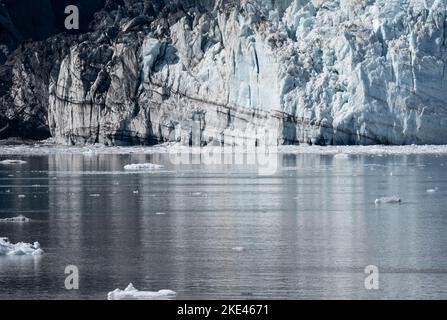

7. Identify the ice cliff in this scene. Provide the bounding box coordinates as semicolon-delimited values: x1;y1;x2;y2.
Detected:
1;0;447;145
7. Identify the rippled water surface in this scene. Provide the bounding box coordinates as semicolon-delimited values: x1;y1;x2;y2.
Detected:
1;150;447;299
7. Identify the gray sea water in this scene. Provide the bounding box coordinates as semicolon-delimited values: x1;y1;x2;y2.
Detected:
1;150;447;300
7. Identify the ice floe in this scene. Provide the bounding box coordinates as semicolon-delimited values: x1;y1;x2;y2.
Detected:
0;215;30;223
3;144;447;156
334;154;349;160
124;163;164;170
375;196;402;205
191;192;207;197
232;247;245;252
0;238;43;256
427;188;439;193
0;159;27;165
107;283;176;300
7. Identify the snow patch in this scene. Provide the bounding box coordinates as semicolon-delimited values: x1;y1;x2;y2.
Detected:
107;283;176;300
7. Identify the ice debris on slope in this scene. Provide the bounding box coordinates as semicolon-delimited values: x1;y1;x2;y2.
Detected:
124;163;165;170
0;215;30;223
0;238;43;256
375;196;402;204
107;283;176;300
5;144;447;156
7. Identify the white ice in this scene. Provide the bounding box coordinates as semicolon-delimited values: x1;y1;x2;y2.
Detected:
0;159;27;165
4;144;447;156
0;215;30;223
107;283;176;300
0;237;43;256
375;196;402;205
124;163;165;170
334;153;350;159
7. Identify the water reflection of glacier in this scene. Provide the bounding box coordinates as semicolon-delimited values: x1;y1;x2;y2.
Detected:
1;149;447;299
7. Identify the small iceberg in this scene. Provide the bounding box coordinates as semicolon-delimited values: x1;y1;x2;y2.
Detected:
232;247;245;252
426;187;439;193
124;163;164;170
375;196;402;205
0;159;27;165
0;238;43;256
0;215;30;223
107;283;176;300
334;153;349;160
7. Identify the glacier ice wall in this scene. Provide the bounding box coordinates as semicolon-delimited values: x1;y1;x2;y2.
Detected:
4;0;447;145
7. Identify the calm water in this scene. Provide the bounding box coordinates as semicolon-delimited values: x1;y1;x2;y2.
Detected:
1;151;447;299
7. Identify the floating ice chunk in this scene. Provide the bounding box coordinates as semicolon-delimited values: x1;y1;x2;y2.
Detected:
107;283;176;300
0;238;43;256
426;187;439;193
191;192;207;197
334;153;349;159
0;159;27;165
0;215;30;223
90;194;101;197
124;163;164;170
232;247;245;252
133;190;139;194
18;195;26;199
375;196;402;205
155;212;166;215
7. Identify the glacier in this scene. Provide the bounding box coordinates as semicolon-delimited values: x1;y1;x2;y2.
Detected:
1;0;447;145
